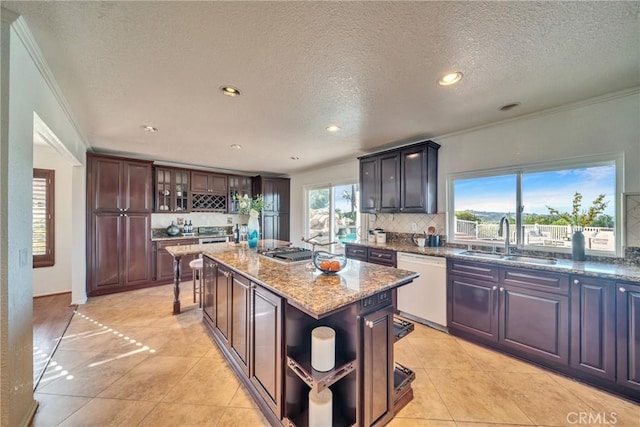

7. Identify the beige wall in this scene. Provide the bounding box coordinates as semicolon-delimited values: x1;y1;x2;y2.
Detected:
32;145;73;296
289;90;640;242
1;13;87;427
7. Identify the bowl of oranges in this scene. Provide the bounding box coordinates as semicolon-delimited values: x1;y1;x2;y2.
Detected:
313;250;347;275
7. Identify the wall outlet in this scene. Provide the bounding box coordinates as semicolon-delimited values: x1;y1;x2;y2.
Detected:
411;223;417;231
227;217;233;224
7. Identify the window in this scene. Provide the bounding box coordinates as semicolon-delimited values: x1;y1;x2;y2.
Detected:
33;169;54;267
306;183;360;248
449;155;620;256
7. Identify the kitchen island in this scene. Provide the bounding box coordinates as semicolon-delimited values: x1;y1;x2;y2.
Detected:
165;240;418;426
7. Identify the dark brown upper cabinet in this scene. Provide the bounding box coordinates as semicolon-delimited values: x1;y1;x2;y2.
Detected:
154;167;190;213
359;140;440;214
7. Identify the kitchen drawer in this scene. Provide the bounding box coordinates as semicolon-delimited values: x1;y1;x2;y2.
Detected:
367;248;397;267
447;259;499;282
345;244;367;261
501;267;569;295
156;238;197;249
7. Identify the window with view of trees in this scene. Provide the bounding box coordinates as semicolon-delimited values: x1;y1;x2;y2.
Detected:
449;157;619;255
33;168;55;267
307;183;360;247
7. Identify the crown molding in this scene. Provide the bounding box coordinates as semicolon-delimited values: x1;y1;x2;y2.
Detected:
11;16;91;151
0;7;19;24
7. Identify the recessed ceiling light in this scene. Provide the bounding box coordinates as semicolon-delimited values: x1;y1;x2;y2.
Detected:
290;156;300;160
220;86;241;97
437;71;463;86
141;125;158;132
499;102;521;111
230;144;242;149
326;125;340;132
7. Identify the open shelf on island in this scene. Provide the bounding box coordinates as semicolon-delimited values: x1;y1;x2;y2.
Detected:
287;354;356;393
393;317;414;342
394;362;415;413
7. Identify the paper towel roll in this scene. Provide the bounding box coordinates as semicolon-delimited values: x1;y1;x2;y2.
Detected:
308;388;332;427
311;326;335;372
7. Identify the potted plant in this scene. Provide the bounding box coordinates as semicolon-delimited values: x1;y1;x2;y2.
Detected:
233;193;270;248
546;192;608;261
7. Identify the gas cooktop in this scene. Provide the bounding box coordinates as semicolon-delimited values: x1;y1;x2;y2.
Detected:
258;246;313;264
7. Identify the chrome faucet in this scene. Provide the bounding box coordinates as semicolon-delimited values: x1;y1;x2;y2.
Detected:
498;216;511;256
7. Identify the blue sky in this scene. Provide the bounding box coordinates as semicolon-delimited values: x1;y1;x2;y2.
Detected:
455;165;615;215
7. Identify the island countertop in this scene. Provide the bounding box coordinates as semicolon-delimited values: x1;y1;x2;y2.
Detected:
165;240;418;318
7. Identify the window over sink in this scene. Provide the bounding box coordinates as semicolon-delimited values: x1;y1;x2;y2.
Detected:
448;154;622;256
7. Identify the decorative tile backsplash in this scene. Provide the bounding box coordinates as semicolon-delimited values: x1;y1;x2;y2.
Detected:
370;213;447;238
625;193;640;247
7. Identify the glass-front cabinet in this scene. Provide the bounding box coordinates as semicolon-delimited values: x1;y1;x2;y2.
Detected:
155;167;190;213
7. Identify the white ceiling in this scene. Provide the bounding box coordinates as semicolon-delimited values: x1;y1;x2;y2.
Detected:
5;1;640;175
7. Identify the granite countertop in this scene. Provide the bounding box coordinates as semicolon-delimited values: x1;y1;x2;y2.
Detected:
164;240;418;319
346;240;640;283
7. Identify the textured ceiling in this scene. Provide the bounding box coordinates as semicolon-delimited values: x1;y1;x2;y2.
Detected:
5;1;640;175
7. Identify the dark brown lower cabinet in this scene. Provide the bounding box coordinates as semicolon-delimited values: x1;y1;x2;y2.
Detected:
213;264;231;345
571;276;616;380
155;239;196;283
250;284;283;418
448;276;498;342
616;281;640;393
448;259;640;402
499;284;569;365
88;212;151;295
230;273;251;375
202;256;216;323
362;305;394;426
448;260;569;367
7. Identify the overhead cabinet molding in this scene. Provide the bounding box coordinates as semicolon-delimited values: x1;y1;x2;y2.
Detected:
359;140;440;214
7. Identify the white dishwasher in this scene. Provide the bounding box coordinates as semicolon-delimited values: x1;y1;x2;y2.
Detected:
396;252;447;330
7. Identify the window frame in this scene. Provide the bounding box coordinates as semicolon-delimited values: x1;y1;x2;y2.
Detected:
33;168;55;268
304;180;360;250
446;153;623;257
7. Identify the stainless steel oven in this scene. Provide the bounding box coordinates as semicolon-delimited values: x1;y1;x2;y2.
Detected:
198;236;228;244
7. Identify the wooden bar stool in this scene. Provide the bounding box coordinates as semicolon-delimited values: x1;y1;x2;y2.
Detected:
189;258;203;308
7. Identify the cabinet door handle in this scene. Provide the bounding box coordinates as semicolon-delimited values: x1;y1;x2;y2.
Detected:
492;286;498;291
619;286;626;293
499;287;505;292
574;279;580;285
365;320;374;328
223;271;230;278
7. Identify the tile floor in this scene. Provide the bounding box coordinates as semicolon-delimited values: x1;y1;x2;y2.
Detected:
32;284;639;427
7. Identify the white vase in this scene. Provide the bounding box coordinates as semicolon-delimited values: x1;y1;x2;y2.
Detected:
247;214;260;248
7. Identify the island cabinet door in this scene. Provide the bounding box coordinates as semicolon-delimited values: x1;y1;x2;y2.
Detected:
214;265;231;345
362;305;394;427
616;281;640;393
229;273;251;376
570;277;616;380
250;285;283;419
202;257;217;325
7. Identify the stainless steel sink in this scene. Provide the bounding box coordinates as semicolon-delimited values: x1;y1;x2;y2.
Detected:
503;255;558;265
458;250;505;260
459;251;557;265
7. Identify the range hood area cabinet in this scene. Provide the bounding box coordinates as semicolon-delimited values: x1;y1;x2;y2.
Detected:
359;140;440;214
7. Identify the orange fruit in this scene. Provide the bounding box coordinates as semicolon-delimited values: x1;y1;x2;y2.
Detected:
319;260;331;270
329;260;341;271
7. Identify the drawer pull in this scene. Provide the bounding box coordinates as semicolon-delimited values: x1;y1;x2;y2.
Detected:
619;286;626;293
574;279;580;285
